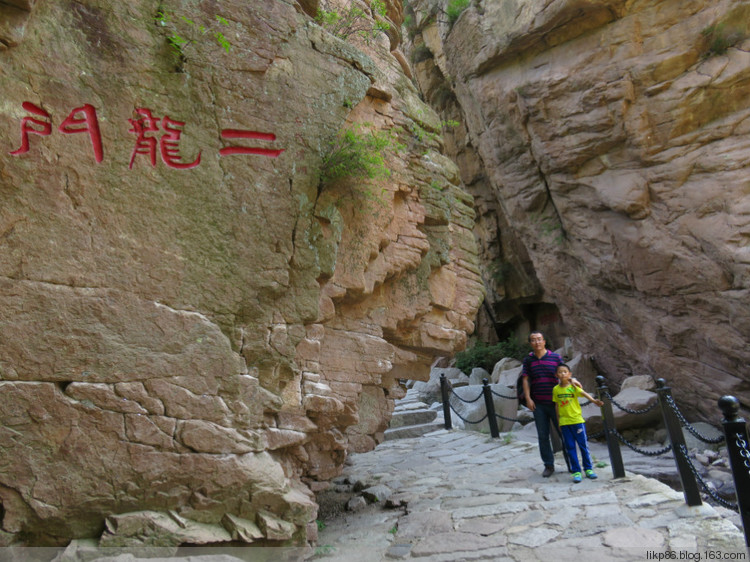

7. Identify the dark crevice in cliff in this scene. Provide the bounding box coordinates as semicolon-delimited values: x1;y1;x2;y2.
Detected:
514;94;566;240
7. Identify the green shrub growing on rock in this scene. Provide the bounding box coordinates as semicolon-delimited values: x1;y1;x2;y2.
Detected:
455;338;529;374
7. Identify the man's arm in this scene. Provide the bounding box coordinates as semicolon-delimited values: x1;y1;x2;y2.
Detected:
522;376;535;411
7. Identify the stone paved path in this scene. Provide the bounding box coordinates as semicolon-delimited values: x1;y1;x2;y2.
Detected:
315;429;748;561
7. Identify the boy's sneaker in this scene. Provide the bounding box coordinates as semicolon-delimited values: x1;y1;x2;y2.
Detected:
572;472;582;483
585;469;598;479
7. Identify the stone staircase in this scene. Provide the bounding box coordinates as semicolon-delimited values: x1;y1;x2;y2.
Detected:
384;388;444;440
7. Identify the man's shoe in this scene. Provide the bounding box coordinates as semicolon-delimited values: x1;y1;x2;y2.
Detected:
542;466;554;477
585;469;598;479
572;472;582;483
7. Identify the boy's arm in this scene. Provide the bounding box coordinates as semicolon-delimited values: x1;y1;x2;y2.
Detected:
580;388;604;406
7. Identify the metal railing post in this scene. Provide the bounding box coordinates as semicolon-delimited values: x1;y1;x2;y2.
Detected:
655;378;702;506
596;375;625;478
718;396;750;548
482;378;499;438
440;373;452;430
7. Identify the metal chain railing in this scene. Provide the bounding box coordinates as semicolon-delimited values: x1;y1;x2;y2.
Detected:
602;390;659;415
489;388;517;400
435;370;748;546
494;411;521;423
665;394;726;444
675;443;738;510
448;389;484;404
439;375;494;431
611;427;673;456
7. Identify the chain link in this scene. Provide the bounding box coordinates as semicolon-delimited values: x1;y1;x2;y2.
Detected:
663;395;726;444
611;428;673;456
447;387;484;404
603;390;659;415
736;433;750;479
446;394;488;424
676;444;738;511
490;388;517;400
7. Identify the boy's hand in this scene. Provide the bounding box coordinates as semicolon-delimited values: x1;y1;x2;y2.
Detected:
593;399;603;407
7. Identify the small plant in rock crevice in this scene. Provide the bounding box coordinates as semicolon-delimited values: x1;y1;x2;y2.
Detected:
317;123;405;207
319;125;397;185
154;6;231;71
446;0;471;25
700;23;747;57
315;0;391;44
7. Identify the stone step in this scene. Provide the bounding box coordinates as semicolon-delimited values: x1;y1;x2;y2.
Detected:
383;421;445;441
388;408;438;428
393;400;426;412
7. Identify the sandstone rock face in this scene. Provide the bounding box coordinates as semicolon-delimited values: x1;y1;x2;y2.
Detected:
0;0;482;545
408;0;750;420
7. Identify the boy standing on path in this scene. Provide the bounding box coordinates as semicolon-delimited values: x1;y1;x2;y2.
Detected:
552;363;604;483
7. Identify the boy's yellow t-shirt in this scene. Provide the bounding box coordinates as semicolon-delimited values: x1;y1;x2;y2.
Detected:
552;384;586;426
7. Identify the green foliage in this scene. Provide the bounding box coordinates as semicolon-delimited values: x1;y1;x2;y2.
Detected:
429;179;446;192
155;7;231;71
446;0;471;25
455;338;529;374
389;525;398;534
316;0;391;43
319;124;401;187
431;84;456;109
489;260;512;285
530;211;565;245
701;23;746;57
316;519;326;531
314;544;335;557
411;44;432;64
407;118;459;151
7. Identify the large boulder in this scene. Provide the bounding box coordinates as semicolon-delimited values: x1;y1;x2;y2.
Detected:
412;367;470;404
409;0;750;422
0;0;484;546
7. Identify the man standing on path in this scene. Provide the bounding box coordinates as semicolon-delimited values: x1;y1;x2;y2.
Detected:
522;331;578;477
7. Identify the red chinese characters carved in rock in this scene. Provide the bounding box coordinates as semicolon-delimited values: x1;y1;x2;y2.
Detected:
10;102;104;163
9;102;285;168
128;108;201;169
219;129;284;158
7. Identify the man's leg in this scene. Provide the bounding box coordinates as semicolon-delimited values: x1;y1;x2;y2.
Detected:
533;404;555;471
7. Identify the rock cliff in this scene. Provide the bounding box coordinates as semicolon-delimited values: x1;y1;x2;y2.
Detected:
408;0;750;420
0;0;482;546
